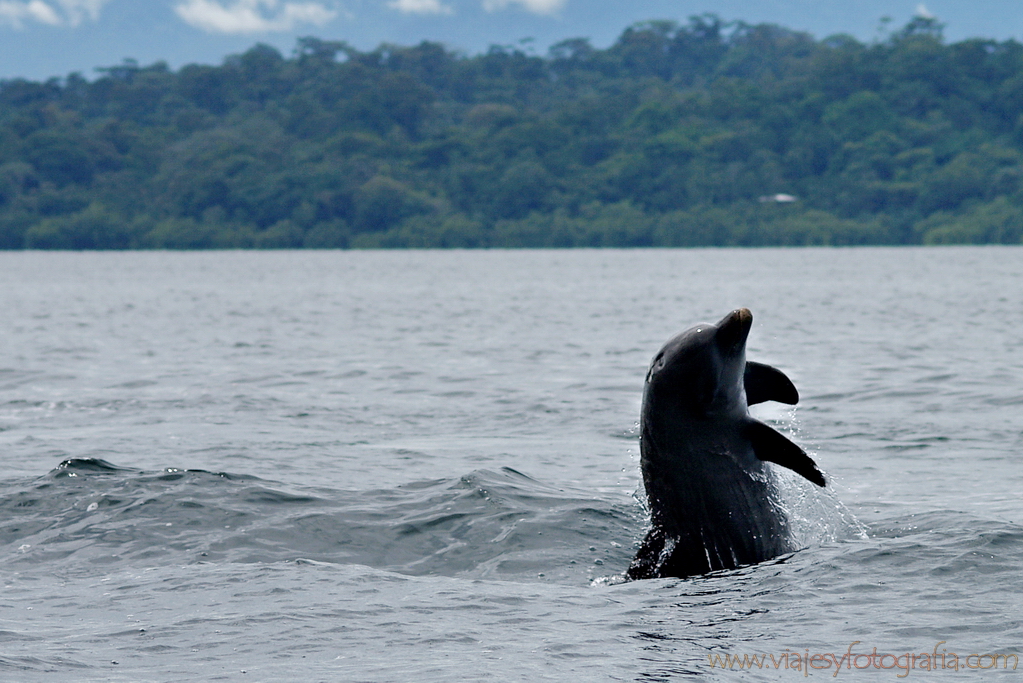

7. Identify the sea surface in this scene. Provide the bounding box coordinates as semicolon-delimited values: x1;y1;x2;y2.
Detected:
0;247;1021;681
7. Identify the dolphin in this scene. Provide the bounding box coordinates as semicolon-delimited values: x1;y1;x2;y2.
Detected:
626;308;825;580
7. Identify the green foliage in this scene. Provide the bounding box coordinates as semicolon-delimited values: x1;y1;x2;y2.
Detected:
3;18;1023;248
352;176;438;232
24;203;133;249
302;219;350;248
916;197;1023;243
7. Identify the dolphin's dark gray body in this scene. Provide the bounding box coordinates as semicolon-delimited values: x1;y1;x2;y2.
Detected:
627;308;825;580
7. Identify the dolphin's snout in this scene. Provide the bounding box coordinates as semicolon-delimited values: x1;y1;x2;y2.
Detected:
716;308;753;352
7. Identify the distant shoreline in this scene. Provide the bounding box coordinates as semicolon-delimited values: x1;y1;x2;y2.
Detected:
3;17;1022;250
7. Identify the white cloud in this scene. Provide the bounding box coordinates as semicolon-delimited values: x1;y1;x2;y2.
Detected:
0;0;108;28
388;0;452;15
481;0;563;15
174;0;338;34
0;1;60;27
915;3;935;20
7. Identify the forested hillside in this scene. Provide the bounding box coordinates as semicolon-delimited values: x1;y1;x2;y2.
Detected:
2;15;1023;249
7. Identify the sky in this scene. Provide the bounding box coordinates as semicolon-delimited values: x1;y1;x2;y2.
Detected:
2;0;1023;81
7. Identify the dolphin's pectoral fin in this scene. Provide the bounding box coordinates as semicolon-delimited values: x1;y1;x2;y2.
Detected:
744;361;799;405
744;420;826;487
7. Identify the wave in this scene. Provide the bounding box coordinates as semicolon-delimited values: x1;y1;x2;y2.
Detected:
0;458;940;587
0;458;642;584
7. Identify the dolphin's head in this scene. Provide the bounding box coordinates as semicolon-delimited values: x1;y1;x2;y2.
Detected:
645;308;752;416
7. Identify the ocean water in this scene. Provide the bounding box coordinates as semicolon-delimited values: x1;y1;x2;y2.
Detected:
0;247;1021;681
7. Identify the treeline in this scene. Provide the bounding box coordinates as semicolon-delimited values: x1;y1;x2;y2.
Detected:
2;15;1023;249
